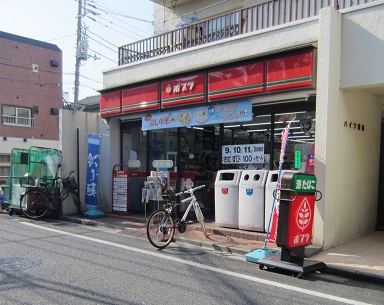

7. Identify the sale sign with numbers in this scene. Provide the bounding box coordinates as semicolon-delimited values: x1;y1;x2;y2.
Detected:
222;144;264;164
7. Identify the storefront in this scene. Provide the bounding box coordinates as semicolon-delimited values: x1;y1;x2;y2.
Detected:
101;48;316;215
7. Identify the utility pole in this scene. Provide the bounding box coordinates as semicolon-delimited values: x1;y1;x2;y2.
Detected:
74;0;86;108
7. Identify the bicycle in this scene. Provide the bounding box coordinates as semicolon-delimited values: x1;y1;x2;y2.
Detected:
19;170;82;219
146;184;207;249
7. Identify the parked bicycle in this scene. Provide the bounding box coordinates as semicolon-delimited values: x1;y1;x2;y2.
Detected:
19;170;82;219
146;184;207;249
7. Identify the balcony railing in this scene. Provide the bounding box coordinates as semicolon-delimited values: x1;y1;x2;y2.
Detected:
2;115;34;127
118;0;377;65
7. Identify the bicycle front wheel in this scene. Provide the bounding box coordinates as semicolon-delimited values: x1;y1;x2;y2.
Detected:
193;202;207;237
20;189;49;219
146;210;175;249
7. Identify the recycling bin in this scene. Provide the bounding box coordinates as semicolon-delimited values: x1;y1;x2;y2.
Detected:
215;169;242;228
264;170;297;232
238;170;268;231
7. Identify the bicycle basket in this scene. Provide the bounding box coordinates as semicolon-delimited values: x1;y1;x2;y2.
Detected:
62;176;78;191
19;176;38;187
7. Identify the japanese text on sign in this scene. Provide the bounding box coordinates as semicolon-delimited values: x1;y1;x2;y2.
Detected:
222;144;264;164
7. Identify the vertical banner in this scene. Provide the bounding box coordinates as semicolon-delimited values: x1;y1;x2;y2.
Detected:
85;134;101;210
268;122;291;243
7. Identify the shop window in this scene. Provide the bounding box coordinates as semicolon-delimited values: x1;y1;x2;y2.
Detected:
122;126;147;172
223;114;272;170
273;111;316;171
149;128;178;172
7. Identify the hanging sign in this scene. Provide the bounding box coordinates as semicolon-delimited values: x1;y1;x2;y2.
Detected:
142;100;252;130
222;144;264;164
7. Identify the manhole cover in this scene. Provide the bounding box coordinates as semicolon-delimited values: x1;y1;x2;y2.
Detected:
0;258;41;271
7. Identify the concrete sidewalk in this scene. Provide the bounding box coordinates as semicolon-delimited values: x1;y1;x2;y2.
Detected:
59;213;384;283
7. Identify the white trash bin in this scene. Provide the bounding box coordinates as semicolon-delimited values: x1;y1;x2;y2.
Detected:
264;170;297;232
238;170;268;232
215;169;242;228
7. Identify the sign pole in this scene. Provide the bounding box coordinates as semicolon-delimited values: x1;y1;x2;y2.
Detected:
245;118;294;262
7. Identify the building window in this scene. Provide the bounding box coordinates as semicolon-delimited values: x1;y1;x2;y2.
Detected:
1;106;34;127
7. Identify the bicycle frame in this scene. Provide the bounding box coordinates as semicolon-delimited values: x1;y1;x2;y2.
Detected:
146;184;207;248
178;194;199;223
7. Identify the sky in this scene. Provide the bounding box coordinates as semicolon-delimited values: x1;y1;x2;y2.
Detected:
0;0;154;104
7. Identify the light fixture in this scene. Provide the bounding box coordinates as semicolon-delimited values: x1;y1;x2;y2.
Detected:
3;137;7;141
23;138;27;142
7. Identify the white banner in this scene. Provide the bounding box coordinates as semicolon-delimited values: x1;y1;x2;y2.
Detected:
222;144;264;164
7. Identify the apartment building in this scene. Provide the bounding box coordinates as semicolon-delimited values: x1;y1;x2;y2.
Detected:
99;0;384;250
0;31;62;196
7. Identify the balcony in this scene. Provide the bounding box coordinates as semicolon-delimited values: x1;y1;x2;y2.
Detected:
118;0;377;66
2;115;34;127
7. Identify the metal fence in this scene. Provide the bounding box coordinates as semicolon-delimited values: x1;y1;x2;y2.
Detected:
118;0;377;65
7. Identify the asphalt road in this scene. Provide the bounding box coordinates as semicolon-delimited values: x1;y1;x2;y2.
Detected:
0;214;383;305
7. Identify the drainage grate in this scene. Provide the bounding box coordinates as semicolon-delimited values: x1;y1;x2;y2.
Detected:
0;258;41;271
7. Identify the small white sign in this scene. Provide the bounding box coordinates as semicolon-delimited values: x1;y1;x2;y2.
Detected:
128;160;141;168
222;144;264;164
152;160;173;168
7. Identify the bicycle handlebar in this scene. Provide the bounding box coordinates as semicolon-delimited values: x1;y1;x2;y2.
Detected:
55;170;75;181
175;184;205;197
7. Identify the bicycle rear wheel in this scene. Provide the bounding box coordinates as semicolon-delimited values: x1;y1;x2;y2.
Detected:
20;189;49;219
146;210;175;249
193;202;207;237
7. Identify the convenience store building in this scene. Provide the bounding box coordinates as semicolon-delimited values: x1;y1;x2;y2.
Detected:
99;2;384;251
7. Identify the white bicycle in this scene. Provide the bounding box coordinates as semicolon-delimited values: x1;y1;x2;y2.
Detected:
146;185;207;249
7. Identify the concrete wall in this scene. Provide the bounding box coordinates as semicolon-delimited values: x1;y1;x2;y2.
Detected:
314;5;383;249
153;0;245;33
340;4;384;91
60;110;99;214
0;138;60;154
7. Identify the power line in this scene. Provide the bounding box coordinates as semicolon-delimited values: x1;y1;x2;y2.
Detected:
88;47;115;62
0;62;62;75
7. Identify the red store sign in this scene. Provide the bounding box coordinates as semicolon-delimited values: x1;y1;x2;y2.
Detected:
209;62;264;101
161;73;206;107
100;91;121;117
122;83;159;113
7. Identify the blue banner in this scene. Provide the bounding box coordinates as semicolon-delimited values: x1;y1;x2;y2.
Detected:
85;134;101;209
142;100;252;131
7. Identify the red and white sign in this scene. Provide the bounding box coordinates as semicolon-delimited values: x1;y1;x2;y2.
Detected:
112;165;129;214
286;195;315;248
161;73;205;107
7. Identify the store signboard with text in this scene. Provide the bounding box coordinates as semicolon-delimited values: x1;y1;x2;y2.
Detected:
161;73;205;107
142;100;252;131
222;144;264;164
